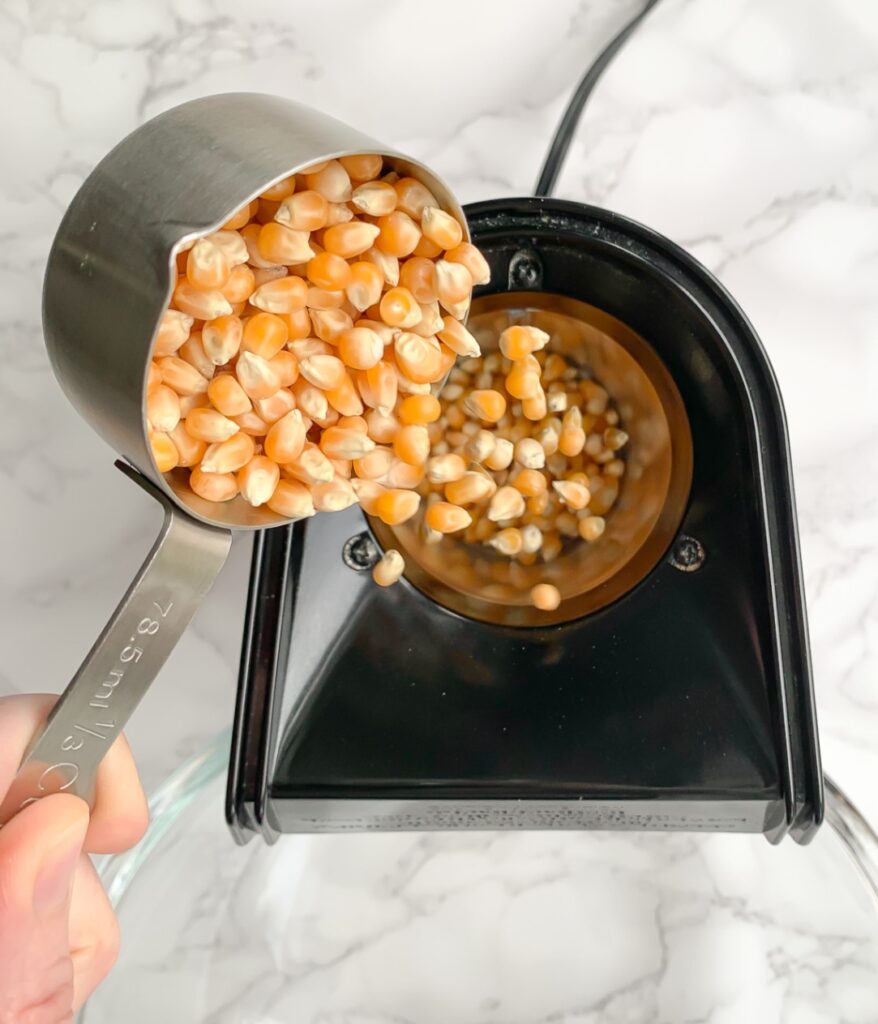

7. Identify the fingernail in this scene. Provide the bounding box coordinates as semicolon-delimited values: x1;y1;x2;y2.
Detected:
33;822;85;914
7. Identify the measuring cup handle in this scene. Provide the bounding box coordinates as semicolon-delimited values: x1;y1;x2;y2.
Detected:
0;461;232;825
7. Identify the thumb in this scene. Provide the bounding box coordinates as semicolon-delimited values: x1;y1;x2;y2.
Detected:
0;793;89;1023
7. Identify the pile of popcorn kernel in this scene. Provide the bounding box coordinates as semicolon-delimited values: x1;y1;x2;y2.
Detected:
147;155;626;610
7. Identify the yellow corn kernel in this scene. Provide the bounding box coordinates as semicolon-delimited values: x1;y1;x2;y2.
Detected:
269;350;299;389
444;242;490;286
263;409;307;464
147;360;163;392
190;466;237;502
463;389;506;423
254;388;297;425
372;548;405;587
578;515;606;542
177;334;214;382
153;309;194;356
556;512;580;538
603;427;629;451
463;429;494;463
337;415;367;433
546;390;568;414
200;315;241;366
399;257;438;304
275;190;329;231
488;486;526;523
420;206;463;250
393;333;445;384
552;479;591;510
298;353;346;390
290;378;328;422
484;437;514;471
425;501;471;534
525;493;548;518
240;312;287;360
208;229;250;269
436;316;480;358
361;248;399;289
249;275;307;315
156;356;208;396
409;301;443;339
337;327;384;371
393;177;438;219
378;287;421;330
523;388;547;421
505;355;542;400
375;488;421;526
239;223;281;270
345;261;384;312
236;455;281;507
309;307;353;343
168;422;207;467
513;468;548;497
267;478;316;520
146;384;181;434
385;458;425;489
312;476;358;512
325;371;364;417
149;431;179;473
412;234;442;259
200;432;256;474
185;406;240;443
581;379;609;415
186;237;230;291
398;394;441;425
304;252;349;292
375;211;421;258
319;221;379;260
520;524;543;555
235;351;280;400
350;179;397;216
365;409;399;444
393;424;430;466
340;153;383;181
353;445;395;481
427;452;467;484
282;442;333;487
434;260;472;310
278;307;313;342
487;527;522;556
362;361;398;416
445;471;496;506
559;407;586;457
258;223;314;265
231;410;269;437
541;353;568;383
305;160;352;202
498;325;550;361
320;426;376;461
206;374;250;417
511;439;543;471
350;478;386;515
222;202;254;231
531;583;561;611
172;280;233;321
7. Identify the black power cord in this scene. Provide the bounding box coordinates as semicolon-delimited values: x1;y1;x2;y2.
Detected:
534;0;663;197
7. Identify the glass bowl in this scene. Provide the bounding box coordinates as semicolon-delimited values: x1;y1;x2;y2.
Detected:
82;734;878;1023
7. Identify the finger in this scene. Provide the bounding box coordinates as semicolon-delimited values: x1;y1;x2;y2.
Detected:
0;792;88;1023
68;853;120;1012
0;693;149;854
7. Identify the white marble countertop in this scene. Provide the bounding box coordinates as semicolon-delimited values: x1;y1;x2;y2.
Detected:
2;0;878;1017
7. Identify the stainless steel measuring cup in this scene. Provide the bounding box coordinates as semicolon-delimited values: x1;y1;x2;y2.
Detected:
0;93;466;825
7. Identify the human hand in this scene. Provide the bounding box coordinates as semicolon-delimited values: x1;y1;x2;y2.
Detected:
0;693;148;1022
